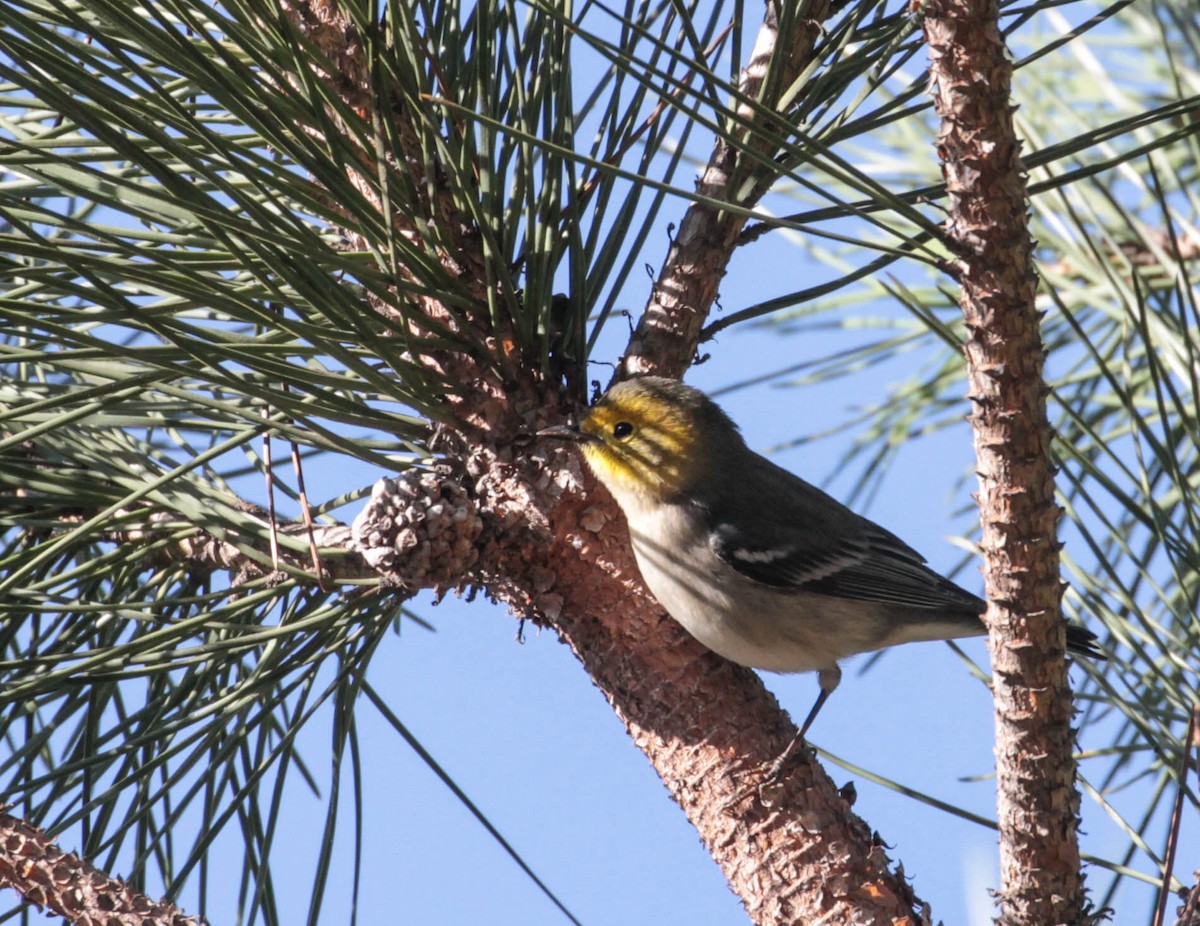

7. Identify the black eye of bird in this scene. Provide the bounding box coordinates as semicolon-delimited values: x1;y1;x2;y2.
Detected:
612;421;634;440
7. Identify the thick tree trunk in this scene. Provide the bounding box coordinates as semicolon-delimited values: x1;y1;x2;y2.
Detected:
474;441;926;924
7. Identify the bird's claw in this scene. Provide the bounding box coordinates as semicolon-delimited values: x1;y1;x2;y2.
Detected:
721;732;811;812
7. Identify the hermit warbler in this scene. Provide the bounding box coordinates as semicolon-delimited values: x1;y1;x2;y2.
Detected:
543;375;1100;736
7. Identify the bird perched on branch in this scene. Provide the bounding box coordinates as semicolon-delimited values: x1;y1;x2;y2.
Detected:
542;375;1101;739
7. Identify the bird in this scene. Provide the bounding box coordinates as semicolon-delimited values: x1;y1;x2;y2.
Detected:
541;375;1101;741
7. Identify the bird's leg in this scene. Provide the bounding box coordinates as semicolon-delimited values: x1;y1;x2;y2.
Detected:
802;665;842;737
764;665;843;780
725;666;845;812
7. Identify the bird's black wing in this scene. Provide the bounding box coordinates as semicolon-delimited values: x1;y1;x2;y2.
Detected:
702;454;1102;656
703;454;982;613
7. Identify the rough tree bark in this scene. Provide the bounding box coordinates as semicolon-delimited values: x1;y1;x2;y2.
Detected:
1177;871;1200;926
0;811;200;926
923;0;1088;923
619;0;827;380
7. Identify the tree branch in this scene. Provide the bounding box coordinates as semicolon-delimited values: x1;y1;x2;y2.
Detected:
10;464;480;591
1176;870;1200;926
923;1;1087;923
619;0;832;379
0;809;201;926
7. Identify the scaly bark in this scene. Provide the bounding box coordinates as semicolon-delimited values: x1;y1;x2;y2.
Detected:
619;0;830;380
477;436;926;925
1176;870;1200;926
923;0;1086;923
0;811;201;926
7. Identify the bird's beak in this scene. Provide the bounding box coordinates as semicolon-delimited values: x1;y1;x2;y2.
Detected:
537;423;598;443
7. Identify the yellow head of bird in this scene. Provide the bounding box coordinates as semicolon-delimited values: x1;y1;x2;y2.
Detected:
565;377;740;505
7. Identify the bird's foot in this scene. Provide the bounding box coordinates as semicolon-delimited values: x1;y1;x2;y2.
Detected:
723;732;811;812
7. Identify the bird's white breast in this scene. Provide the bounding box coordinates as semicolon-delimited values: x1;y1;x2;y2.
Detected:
619;499;857;674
